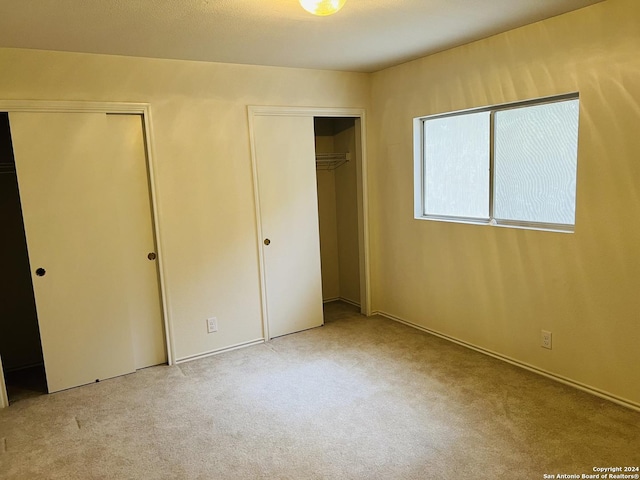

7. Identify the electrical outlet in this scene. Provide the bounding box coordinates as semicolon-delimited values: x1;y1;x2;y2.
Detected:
207;317;218;333
541;330;552;349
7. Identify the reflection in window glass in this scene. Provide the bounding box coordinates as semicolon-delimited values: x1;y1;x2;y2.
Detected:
424;111;490;219
494;100;579;225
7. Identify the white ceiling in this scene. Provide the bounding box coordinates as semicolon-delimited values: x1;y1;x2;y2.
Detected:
0;0;603;73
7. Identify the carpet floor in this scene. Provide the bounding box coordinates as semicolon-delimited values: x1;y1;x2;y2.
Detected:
1;301;639;479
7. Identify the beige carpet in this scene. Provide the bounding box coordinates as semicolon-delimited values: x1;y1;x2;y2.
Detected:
1;301;639;479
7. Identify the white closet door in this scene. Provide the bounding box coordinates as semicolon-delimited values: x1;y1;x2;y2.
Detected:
10;111;163;392
253;115;324;338
107;114;166;369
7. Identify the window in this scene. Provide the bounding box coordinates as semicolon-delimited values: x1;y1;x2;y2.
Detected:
413;94;580;232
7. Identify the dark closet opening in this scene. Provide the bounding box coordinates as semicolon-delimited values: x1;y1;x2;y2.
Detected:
0;112;47;403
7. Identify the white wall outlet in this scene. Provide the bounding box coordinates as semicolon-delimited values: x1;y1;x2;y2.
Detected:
207;317;218;333
541;330;552;349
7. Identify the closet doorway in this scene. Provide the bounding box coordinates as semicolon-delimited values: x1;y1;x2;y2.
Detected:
249;107;370;342
314;117;364;309
0;102;171;407
0;112;47;403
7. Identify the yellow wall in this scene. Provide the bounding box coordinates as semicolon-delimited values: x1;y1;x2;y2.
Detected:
0;47;370;361
369;0;640;405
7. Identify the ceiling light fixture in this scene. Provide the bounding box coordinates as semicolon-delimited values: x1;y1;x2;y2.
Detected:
299;0;347;16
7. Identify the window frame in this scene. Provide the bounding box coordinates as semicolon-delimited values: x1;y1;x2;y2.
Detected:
413;93;579;233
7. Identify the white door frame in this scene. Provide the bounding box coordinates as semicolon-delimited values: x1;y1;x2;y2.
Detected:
0;100;175;408
0;355;8;408
247;106;371;341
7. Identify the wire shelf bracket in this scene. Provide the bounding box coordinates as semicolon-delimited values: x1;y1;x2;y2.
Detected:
315;152;350;170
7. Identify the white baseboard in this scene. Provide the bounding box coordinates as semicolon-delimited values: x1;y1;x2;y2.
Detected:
323;297;341;304
175;339;265;364
375;310;640;412
339;297;361;308
324;297;361;308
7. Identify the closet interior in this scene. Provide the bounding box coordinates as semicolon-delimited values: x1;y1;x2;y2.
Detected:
0;113;47;403
314;117;361;308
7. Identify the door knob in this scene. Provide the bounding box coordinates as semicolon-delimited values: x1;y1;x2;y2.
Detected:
147;252;157;260
35;267;46;277
264;239;271;246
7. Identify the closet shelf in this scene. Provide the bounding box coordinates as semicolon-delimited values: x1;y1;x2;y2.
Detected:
315;152;350;171
0;163;15;175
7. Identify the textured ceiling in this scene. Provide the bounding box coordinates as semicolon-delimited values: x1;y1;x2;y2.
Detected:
0;0;604;72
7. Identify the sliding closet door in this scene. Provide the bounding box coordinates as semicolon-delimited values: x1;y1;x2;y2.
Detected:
253;115;324;338
108;114;166;369
9;112;162;392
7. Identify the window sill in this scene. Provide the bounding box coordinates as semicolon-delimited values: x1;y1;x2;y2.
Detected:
414;214;574;234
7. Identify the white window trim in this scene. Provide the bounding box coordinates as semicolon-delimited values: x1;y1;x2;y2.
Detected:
414;93;579;233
